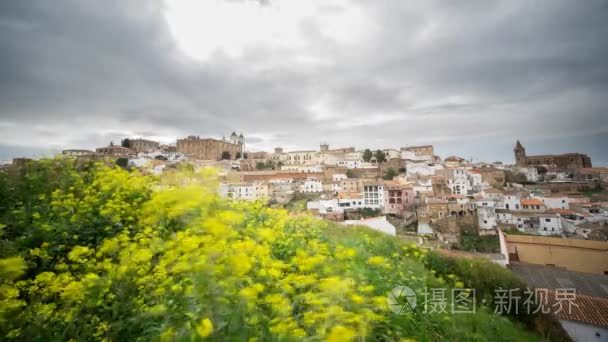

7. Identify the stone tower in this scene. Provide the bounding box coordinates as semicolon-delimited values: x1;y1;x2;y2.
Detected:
514;140;526;166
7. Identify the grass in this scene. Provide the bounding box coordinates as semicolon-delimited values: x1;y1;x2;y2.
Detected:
456;233;500;253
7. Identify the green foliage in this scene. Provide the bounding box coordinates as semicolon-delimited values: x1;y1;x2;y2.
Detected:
360;207;382;218
375;150;386;163
116;157;129;169
221;151;231;160
456;233;500;253
346;169;355;178
362;149;373;162
0;159;553;341
255;162;266;170
383;168;397;180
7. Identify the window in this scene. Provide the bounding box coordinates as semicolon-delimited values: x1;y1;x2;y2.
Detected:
483;220;487;224
545;218;551;222
543;227;547;231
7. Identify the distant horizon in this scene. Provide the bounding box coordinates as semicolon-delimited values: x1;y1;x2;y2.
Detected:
2;132;606;167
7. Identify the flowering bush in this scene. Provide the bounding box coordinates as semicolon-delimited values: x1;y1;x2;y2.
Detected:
0;160;543;340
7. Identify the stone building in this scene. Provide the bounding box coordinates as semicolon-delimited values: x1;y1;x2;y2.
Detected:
128;139;159;152
96;144;132;157
177;134;243;160
62;149;95;156
514;140;591;170
474;167;506;188
400;145;434;156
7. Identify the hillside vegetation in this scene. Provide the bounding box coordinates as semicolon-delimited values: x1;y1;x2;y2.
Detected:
0;159;565;341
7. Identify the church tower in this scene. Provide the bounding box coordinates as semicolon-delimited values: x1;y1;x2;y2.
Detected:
514;140;526;166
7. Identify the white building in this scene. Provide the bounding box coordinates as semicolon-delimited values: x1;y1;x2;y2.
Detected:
307;199;340;214
514;167;539;183
537;214;563;236
363;183;385;209
446;168;472;196
337;159;374;169
299;177;324;193
401;150;433;162
537;195;570;210
501;193;522;211
477;206;498;231
220;182;269;201
405;162;442;176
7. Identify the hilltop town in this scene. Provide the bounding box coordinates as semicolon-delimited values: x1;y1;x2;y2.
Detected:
5;132;606;246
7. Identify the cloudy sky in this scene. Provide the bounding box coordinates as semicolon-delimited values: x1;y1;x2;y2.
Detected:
1;0;607;164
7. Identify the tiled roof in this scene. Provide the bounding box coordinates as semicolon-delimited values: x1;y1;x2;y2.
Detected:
547;290;608;328
510;263;608;299
546;208;576;216
521;198;544;206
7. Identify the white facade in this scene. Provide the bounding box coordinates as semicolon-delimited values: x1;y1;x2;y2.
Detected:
307;199;340;214
538;196;570;210
299;178;324;193
477;206;497;230
337;159;374;169
537;215;563;235
363;184;385;209
406;162;442;176
500;194;521;211
447;169;472;196
220;182;268;201
338;196;365;210
401;150;433;162
515;167;539;182
560;320;608;342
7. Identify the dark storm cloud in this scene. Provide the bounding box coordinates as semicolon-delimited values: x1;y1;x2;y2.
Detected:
0;0;607;163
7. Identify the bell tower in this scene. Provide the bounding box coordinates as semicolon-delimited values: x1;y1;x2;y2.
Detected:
514;140;526;166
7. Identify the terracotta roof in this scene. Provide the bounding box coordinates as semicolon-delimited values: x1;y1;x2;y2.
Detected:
547;290;608;328
546;208;576;216
521;198;544;206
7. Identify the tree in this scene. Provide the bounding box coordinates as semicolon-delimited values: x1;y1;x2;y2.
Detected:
535;166;548;181
255;162;266;170
121;139;131;148
383;168;397;180
362;149;373;162
346;169;355;178
265;160;275;170
116;158;129;169
276;161;284;169
243;152;248;159
505;170;527;184
235;152;242;159
221;151;231;160
375;150;386;163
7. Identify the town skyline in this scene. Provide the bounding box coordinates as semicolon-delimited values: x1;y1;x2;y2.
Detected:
2;132;607;167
